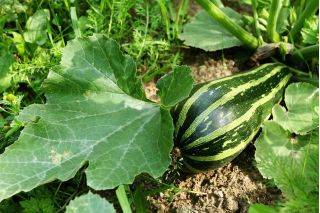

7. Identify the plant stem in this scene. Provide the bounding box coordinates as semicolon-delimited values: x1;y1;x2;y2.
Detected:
99;0;107;12
136;0;149;60
107;0;114;37
251;0;263;43
292;75;319;87
286;66;310;77
116;185;132;213
175;0;189;38
291;44;319;61
271;58;310;77
157;0;171;40
195;0;259;49
289;0;319;42
63;0;70;12
299;0;306;15
267;0;282;42
211;0;224;8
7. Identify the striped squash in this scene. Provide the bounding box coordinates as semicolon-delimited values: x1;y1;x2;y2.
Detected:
172;63;292;172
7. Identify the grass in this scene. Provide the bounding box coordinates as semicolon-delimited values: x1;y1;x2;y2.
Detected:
0;0;185;121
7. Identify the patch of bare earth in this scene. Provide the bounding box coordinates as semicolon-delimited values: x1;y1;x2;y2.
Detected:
143;53;280;213
147;145;280;213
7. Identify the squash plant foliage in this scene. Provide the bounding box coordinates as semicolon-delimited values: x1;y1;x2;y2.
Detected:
181;0;319;66
252;83;319;212
0;35;194;201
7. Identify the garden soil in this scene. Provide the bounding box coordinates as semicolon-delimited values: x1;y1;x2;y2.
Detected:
143;51;281;213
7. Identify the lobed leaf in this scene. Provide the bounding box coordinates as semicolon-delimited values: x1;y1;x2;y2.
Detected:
0;35;174;202
273;82;319;134
255;121;318;211
254;82;319;212
156;65;194;108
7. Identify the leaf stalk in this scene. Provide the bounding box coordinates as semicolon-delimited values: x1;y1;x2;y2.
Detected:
251;0;263;43
116;185;133;213
195;0;260;49
267;0;283;42
291;44;319;61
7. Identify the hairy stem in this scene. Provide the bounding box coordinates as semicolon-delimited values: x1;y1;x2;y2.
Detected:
267;0;282;42
195;0;259;49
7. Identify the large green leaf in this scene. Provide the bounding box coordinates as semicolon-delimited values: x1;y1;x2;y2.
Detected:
254;82;319;212
0;35;173;201
179;8;243;51
273;82;319;134
65;192;115;213
156;65;193;108
255;121;311;182
255;121;318;212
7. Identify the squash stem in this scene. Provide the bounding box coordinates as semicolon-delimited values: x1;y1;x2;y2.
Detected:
292;75;319;87
267;0;282;43
195;0;260;49
272;58;310;77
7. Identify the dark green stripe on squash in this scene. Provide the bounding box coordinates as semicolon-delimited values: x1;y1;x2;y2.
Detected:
172;63;291;172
